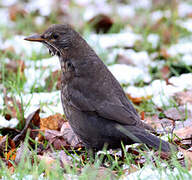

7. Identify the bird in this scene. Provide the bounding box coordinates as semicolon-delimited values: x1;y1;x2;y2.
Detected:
25;24;175;153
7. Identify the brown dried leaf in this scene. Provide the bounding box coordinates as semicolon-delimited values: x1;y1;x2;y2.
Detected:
160;65;170;82
40;113;65;131
39;113;66;140
174;90;192;105
127;94;152;104
164;107;187;121
117;54;134;65
160;48;170;59
174;126;192;141
13;109;40;144
9;5;27;21
144;115;174;133
0;136;15;155
44;122;83;150
122;164;139;176
6;60;25;74
15;143;31;165
89;14;113;33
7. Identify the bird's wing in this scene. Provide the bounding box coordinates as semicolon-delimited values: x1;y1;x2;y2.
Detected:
68;88;140;126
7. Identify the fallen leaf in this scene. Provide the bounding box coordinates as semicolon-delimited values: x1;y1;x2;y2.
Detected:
6;60;25;74
0;136;15;155
174;90;192;105
39;113;66;141
44;122;83;150
15;143;31;165
9;5;27;21
127;94;152;104
122;164;139;176
13;109;40;144
117;54;134;65
164;107;188;121
160;65;170;82
144;115;174;133
174;126;192;141
160;48;170;59
89;14;113;33
6;149;16;168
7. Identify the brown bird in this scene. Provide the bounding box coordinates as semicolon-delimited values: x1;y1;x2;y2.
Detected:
25;24;174;152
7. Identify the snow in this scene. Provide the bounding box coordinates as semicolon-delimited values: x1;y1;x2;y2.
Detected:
1;0;17;6
25;0;53;16
0;35;45;57
123;165;192;180
151;11;163;22
181;54;192;66
126;72;192;107
15;91;62;117
117;5;135;18
108;64;151;85
168;42;192;56
126;78;186;107
88;32;142;49
178;19;192;32
147;34;159;48
0;116;19;129
178;2;192;18
169;73;192;88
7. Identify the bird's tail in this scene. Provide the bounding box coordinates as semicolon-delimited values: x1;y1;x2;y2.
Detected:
116;125;176;152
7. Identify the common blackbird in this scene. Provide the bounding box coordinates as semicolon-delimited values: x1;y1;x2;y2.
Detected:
25;24;174;152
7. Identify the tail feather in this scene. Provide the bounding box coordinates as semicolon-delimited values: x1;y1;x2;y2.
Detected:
117;125;176;152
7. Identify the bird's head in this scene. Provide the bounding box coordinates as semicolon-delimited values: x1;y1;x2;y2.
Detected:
24;24;77;57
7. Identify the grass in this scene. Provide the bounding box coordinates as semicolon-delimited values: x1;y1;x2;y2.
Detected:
0;137;191;179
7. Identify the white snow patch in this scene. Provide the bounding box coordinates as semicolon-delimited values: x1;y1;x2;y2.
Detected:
1;0;17;6
83;3;111;20
168;42;192;56
25;0;53;16
181;54;192;66
126;79;185;107
24;56;60;92
1;35;45;56
15;91;61;117
178;2;192;17
169;73;192;89
0;9;12;25
108;64;151;85
130;0;152;9
147;34;159;48
117;49;151;67
151;10;163;22
0;116;19;129
123;165;192;180
35;16;45;26
178;19;192;32
117;5;135;18
88;32;142;49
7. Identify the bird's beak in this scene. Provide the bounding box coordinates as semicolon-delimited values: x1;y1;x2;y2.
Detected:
24;34;45;42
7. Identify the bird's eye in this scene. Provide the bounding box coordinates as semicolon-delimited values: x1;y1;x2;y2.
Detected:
52;33;59;39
